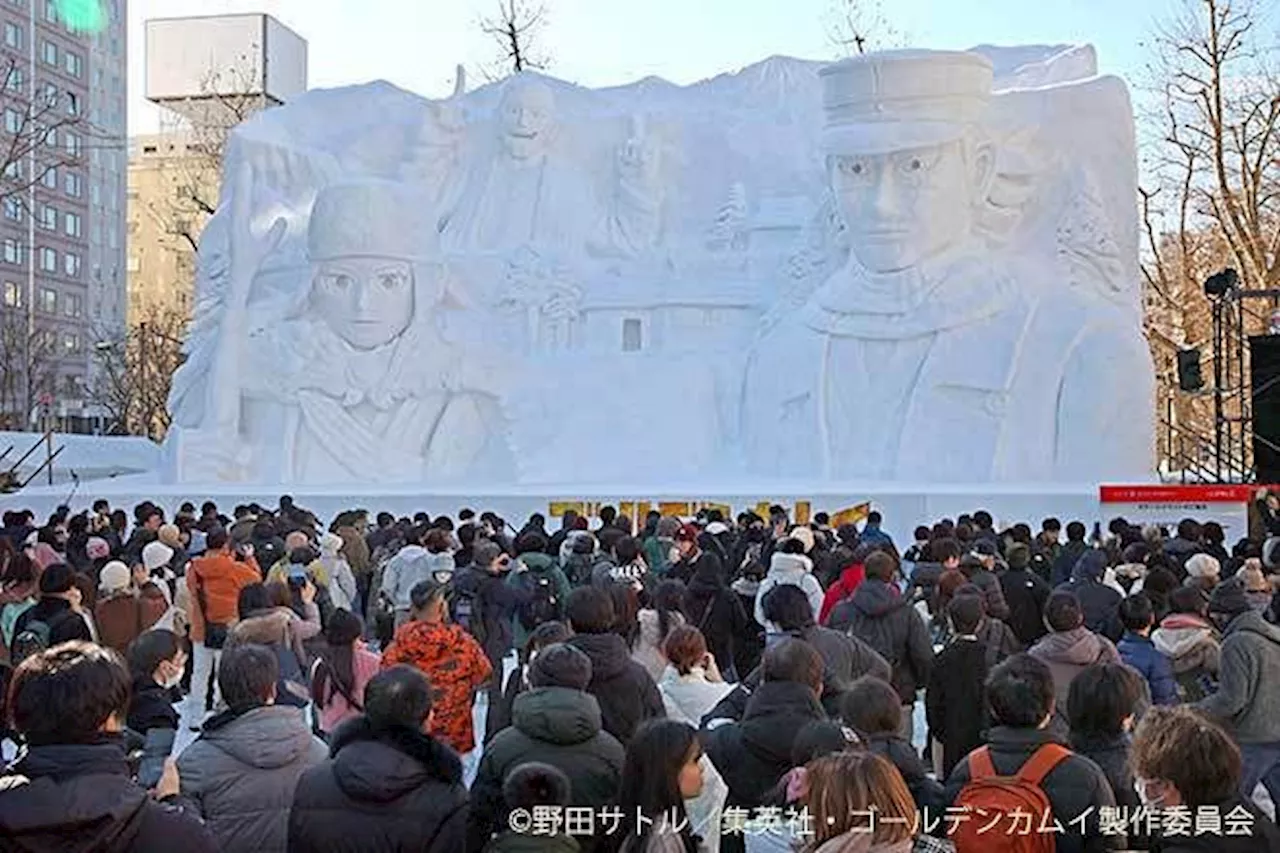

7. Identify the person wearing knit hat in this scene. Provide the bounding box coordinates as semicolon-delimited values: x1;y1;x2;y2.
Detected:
142;541;174;575
527;642;593;691
98;561;131;595
789;526;816;556
467;639;624;852
1236;560;1274;617
1197;574;1280;799
1185;553;1221;598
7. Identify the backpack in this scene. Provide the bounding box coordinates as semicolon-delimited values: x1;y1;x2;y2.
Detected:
449;583;488;645
274;635;310;708
519;572;559;630
10;619;52;665
951;743;1070;853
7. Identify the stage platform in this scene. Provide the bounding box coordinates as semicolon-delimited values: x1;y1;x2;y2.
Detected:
2;475;1111;542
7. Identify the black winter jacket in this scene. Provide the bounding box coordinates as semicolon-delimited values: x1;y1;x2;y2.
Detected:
705;680;826;810
12;596;92;648
0;739;216;853
287;717;468;853
863;733;946;812
828;579;933;704
943;726;1122;853
468;686;624;852
1000;567;1052;646
683;575;748;675
566;632;664;745
925;637;990;779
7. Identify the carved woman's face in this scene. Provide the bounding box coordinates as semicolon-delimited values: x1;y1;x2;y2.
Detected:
312;257;414;350
500;82;555;161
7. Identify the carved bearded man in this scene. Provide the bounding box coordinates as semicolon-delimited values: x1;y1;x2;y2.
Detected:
742;50;1154;482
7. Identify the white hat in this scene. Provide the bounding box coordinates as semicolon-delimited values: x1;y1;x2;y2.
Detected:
308;181;439;262
819;49;993;156
1185;553;1221;580
99;561;131;594
142;540;175;572
319;531;344;556
789;526;817;555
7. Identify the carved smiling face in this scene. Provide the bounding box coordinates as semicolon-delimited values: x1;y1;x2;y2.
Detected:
312;257;414;350
499;80;555;161
830;139;988;274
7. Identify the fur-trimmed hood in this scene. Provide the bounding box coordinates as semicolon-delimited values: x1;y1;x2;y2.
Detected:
327;716;463;802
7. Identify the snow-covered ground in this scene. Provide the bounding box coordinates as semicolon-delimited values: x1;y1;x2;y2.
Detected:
0;431;159;486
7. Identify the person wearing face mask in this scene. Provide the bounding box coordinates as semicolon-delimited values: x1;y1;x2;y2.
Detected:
0;642;215;850
125;629;187;787
1195;576;1280;810
1131;705;1280;852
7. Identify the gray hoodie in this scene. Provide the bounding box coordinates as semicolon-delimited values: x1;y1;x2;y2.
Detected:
177;705;327;853
380;544;454;611
1029;627;1120;717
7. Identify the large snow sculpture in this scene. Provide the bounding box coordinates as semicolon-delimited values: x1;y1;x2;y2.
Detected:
163;46;1155;486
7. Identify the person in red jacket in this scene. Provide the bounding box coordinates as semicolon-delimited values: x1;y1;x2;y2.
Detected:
819;545;869;625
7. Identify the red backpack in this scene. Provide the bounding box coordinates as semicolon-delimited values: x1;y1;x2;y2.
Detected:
950;743;1070;853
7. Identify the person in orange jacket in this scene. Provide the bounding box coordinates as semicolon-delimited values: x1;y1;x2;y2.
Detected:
184;527;260;729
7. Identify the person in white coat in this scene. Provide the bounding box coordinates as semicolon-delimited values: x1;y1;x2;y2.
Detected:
317;532;358;614
655;625;730;853
754;538;824;628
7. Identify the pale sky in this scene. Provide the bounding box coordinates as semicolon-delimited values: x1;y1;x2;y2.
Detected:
127;0;1185;136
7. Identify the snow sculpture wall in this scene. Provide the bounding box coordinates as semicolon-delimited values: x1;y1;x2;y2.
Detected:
163;45;1155;486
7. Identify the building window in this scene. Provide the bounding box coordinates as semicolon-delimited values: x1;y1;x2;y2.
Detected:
40;82;57;107
2;161;19;179
4;66;22;92
622;318;644;352
38;286;56;313
64;51;81;79
43;0;55;22
41;39;56;66
64;130;79;156
39;204;55;230
63;292;80;317
42;126;55;147
65;92;78;116
64;171;80;197
62;332;79;354
3;239;21;264
39;247;56;272
3;22;21;49
3;108;19;134
41;166;56;188
63;211;79;238
3;281;20;307
63;251;79;277
2;197;21;221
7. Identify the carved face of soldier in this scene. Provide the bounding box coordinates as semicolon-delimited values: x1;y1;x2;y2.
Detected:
500;80;555;161
312;257;414;350
830;138;991;274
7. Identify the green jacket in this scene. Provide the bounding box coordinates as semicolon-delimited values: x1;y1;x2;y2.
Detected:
507;552;572;649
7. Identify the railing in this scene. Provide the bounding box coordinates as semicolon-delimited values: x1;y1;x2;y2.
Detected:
1161;415;1251;483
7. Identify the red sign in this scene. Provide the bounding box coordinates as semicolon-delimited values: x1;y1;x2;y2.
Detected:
1100;484;1257;504
37;392;52;407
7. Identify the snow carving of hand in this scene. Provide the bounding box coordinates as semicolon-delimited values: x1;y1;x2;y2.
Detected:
617;114;662;196
226;160;288;312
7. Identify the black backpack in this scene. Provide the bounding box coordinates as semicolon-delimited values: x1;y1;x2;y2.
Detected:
10;619;52;665
449;583;488;645
519;572;559;630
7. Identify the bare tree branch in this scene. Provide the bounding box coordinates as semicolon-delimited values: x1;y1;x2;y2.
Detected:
479;0;550;80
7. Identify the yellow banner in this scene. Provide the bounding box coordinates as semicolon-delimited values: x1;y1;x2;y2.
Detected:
831;502;872;527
